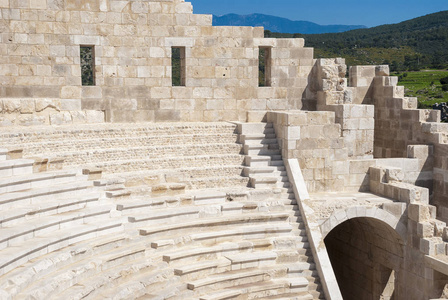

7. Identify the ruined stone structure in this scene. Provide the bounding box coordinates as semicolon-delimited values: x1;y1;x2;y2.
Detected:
0;0;448;299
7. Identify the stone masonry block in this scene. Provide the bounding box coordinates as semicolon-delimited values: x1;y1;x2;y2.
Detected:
408;204;433;222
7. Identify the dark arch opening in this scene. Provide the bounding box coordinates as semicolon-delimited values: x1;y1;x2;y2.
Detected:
324;217;405;300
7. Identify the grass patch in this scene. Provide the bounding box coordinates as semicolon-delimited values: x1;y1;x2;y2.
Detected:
393;70;448;108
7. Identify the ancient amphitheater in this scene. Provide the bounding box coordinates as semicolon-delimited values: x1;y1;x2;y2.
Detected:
0;0;447;299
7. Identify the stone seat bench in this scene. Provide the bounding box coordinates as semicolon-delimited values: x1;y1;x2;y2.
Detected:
0;122;237;142
21;242;150;299
174;258;231;277
116;195;182;213
139;212;290;238
38;143;243;166
0;169;81;195
87;154;245;174
30;254;158;300
198;278;310;300
0;159;34;178
0;191;101;228
189;223;294;245
0;204;116;251
1;233;129;297
15;133;239;155
126;199;280;227
186;266;289;292
0;179;94;210
162;240;273;264
0;217;123;276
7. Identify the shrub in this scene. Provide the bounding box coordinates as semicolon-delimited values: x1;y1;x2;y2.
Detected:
442;84;448;92
440;77;448;85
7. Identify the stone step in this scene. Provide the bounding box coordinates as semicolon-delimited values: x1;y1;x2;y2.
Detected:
89;154;245;174
186;175;250;190
45;143;243;167
243;166;286;177
0;159;34;178
0;191;101;228
245;155;283;167
0;123;238;145
225;251;278;267
162;240;272;264
0;234;129;297
0;218;123;276
174;258;231;276
243;137;278;146
21;243;148;299
192;190;228;205
244;144;281;156
139;212;290;237
0;169;81;195
45;254;158;300
189;223;293;243
17;134;239;156
187;266;288;291
0;180;95;210
0;149;7;161
0;204;116;251
128;206;201;224
116;196;181;214
198;278;305;300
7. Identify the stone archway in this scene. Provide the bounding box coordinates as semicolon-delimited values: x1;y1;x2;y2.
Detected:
324;215;405;300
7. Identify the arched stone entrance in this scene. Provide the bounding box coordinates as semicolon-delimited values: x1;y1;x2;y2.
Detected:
321;209;406;300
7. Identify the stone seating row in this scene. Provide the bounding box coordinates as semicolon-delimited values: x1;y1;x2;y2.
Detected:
1;183;316;299
33;143;243;167
10;134;239;156
0;158;34;178
0;122;238;143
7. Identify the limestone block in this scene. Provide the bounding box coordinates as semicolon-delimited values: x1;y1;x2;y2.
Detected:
20;99;35;113
70;111;87;124
332;161;349;175
18;114;47;126
131;2;148;14
60;99;82;111
50;112;72;125
375;65;390;76
385;167;404;182
193;87;213;98
3;99;21;113
286;126;300;140
175;2;193;14
175;99;194;110
408;203;433;222
151;87;172;99
86;110;105;123
0;0;9;8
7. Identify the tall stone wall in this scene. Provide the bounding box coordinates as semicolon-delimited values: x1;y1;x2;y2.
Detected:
0;0;316;125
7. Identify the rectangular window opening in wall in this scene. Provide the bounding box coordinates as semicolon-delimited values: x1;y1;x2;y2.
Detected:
172;47;186;86
259;47;272;87
80;45;95;86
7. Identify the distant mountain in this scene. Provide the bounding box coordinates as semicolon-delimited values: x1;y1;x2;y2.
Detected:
265;10;448;70
212;13;367;34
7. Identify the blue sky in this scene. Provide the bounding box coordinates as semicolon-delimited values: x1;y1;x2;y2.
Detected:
188;0;448;28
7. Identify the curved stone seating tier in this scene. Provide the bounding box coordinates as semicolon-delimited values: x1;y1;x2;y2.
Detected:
0;122;245;191
0;186;322;299
0;122;324;299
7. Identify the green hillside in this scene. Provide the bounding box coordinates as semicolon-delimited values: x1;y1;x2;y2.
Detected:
265;11;448;70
